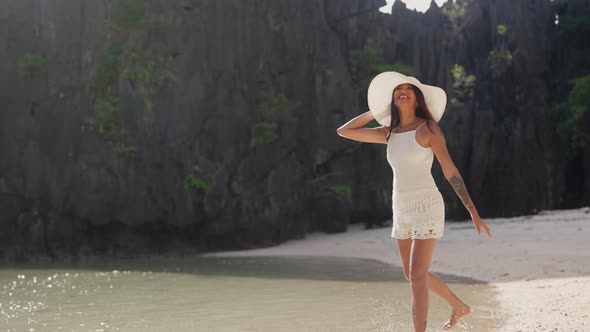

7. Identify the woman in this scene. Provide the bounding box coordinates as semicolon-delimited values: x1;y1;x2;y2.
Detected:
336;71;491;331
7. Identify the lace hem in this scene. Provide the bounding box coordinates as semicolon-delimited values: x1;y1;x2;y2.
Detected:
392;228;444;239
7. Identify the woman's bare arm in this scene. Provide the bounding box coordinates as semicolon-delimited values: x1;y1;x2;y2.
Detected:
427;121;478;215
336;110;388;144
428;121;491;237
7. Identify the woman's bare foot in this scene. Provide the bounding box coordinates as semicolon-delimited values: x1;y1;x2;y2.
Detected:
443;304;472;330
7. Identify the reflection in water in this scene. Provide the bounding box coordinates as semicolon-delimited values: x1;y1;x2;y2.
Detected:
0;255;504;331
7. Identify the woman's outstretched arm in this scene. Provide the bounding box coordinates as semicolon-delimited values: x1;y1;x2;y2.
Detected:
336;110;388;144
427;121;492;238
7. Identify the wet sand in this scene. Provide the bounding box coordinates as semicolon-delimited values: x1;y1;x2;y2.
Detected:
0;255;501;331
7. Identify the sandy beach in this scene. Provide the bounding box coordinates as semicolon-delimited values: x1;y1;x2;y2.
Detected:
203;206;590;332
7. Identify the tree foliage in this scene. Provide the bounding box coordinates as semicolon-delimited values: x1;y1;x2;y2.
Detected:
250;91;299;147
552;74;590;155
443;0;471;34
450;64;476;104
17;52;46;78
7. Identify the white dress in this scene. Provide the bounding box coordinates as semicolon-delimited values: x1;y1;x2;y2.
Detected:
386;121;445;239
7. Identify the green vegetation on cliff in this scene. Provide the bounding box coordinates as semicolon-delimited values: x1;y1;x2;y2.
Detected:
330;184;352;202
443;0;470;34
184;175;209;191
89;1;177;157
488;24;512;78
16;52;46;78
349;38;414;102
552;74;590;155
251;91;299;146
450;64;476;105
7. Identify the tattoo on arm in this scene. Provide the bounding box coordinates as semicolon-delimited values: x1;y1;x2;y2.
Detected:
448;176;475;213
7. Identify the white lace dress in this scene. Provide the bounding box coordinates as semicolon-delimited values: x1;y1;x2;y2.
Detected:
386;121;445;239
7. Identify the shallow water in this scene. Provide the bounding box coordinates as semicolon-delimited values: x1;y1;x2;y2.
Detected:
0;255;504;331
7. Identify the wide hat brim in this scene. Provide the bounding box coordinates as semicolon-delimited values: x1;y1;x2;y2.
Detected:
367;71;447;126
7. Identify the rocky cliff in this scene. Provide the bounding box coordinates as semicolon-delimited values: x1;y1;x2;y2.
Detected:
0;0;587;261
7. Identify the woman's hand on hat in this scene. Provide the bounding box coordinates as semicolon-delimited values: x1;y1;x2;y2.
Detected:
471;213;491;238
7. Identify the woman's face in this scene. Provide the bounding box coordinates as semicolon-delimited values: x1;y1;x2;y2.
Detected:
392;83;417;109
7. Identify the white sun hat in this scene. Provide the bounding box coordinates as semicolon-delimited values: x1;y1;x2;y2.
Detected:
367;71;447;126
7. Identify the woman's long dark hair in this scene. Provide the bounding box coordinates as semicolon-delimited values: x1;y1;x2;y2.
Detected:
386;84;436;141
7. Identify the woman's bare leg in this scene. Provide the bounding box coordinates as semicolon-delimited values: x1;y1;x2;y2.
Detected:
435;272;472;330
409;238;437;332
397;239;472;330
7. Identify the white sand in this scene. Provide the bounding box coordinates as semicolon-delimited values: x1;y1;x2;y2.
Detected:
203;206;590;332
